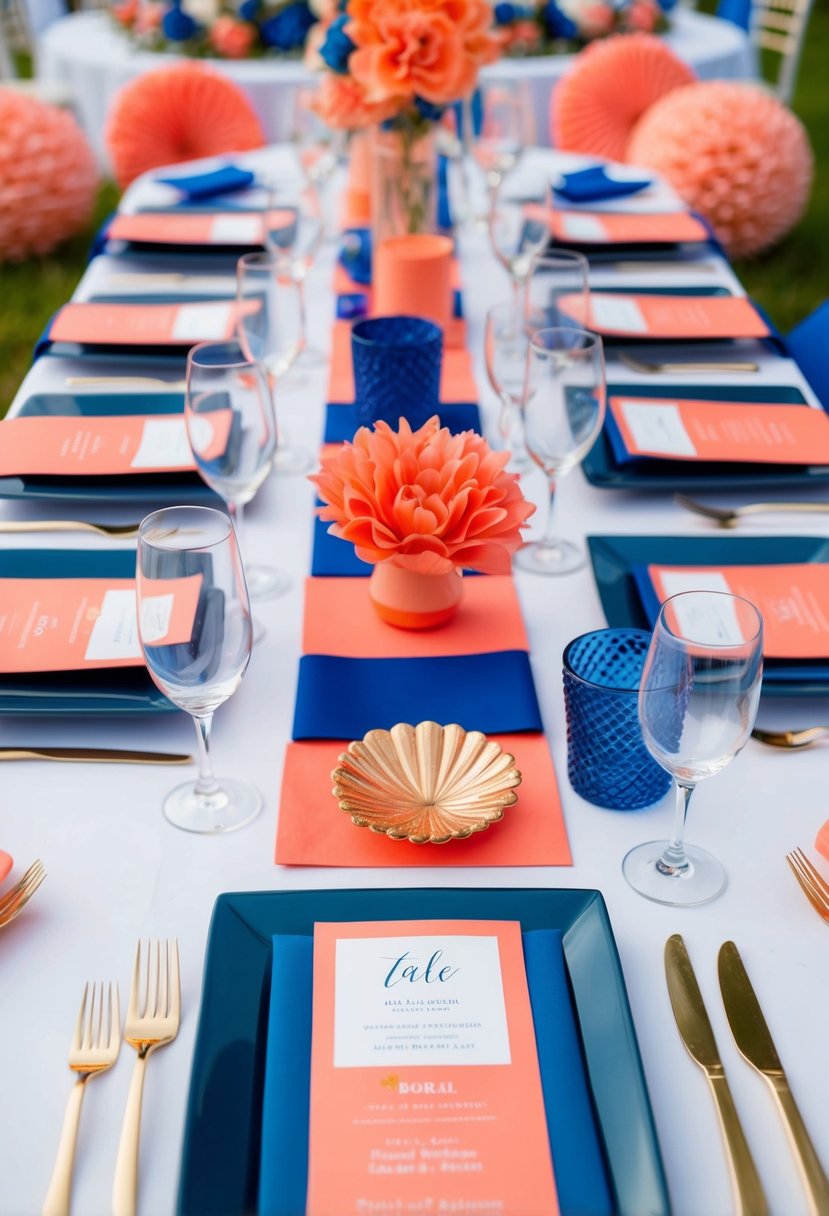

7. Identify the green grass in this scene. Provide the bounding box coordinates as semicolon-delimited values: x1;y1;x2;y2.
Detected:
0;12;826;411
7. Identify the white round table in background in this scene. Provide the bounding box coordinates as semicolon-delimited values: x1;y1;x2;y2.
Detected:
37;8;756;166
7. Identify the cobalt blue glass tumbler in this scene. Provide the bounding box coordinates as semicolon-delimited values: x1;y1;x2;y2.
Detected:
562;628;671;811
352;315;442;430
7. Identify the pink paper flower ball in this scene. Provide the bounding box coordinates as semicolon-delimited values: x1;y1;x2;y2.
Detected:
105;63;265;189
627;81;814;258
550;33;695;161
0;88;99;262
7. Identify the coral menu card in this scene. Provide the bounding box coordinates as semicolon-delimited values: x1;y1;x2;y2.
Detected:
49;300;259;347
306;920;558;1216
560;292;769;340
642;564;829;659
0;574;202;672
608;396;829;464
0;412;233;477
550;209;707;246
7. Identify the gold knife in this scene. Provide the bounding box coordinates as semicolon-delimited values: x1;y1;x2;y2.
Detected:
718;941;829;1216
665;934;768;1216
0;747;192;765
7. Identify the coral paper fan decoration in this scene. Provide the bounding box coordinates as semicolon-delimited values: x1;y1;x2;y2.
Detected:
627;81;813;258
0;89;99;262
551;33;695;161
310;416;535;575
105;63;265;189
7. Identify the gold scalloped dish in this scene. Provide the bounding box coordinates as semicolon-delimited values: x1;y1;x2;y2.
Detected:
331;721;522;845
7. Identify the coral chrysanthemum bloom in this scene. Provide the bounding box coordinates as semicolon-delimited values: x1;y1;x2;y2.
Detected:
311;417;535;575
347;0;499;107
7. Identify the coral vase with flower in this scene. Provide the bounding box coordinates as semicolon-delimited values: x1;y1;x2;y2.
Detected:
308;0;501;236
310;416;535;629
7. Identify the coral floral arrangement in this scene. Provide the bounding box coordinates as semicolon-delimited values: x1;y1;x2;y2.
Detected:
111;0;320;59
492;0;673;55
311;416;534;576
110;0;667;62
308;0;501;134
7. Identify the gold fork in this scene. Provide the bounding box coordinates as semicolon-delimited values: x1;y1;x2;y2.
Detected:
786;848;829;924
0;859;46;929
42;982;121;1216
619;352;759;374
752;726;829;749
674;493;829;528
112;939;181;1216
0;520;140;539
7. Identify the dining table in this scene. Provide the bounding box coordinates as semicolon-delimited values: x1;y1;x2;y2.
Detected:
36;8;757;164
1;144;827;1216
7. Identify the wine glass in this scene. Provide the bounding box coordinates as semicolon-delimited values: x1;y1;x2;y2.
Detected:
291;86;344;242
472;83;534;200
136;505;262;834
236;251;312;475
263;174;324;367
484;301;532;471
526;251;590;334
185;339;289;601
516;327;606;575
488;169;553;313
624;590;764;906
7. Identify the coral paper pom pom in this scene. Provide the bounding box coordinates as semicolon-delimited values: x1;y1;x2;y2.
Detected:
551;33;695;161
105;62;265;189
627;81;813;258
0;89;99;262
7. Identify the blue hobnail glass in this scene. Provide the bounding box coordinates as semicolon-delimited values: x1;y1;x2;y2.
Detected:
562;628;671;811
351;315;442;430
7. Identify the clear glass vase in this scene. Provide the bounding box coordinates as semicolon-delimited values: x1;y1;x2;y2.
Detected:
371;119;437;244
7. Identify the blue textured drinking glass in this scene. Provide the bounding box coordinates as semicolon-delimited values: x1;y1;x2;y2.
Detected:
351;315;442;430
562;628;671;810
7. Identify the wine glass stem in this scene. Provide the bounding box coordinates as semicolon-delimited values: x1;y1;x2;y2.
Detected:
658;780;695;876
541;475;559;548
192;712;220;799
228;499;245;550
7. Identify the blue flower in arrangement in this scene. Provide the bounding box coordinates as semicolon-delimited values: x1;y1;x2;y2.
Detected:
414;96;445;122
493;1;516;21
238;0;260;21
260;0;315;50
318;13;355;73
161;2;200;42
540;0;578;39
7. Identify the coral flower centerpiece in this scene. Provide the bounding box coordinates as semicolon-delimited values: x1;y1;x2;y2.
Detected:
310;416;535;628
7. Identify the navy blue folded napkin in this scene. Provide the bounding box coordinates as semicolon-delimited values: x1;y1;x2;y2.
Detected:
258;929;613;1216
156;164;256;201
292;651;543;739
554;166;652;205
339;227;373;285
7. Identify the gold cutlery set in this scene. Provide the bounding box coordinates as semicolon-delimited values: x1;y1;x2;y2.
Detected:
44;939;180;1216
666;935;829;1216
786;848;829;923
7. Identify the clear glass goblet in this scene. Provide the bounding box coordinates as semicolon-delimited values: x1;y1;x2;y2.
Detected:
488;170;553;313
484;300;532;472
516;326;606;575
291;87;344;242
624;590;764;906
264;175;325;368
136;505;262;834
472;83;534;202
526;250;590;334
236;251;312;475
185;339;289;601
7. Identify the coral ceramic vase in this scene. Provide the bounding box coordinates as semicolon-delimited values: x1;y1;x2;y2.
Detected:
369;564;463;629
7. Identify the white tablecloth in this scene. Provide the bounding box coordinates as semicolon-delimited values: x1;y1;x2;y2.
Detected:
2;147;827;1216
38;9;755;164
